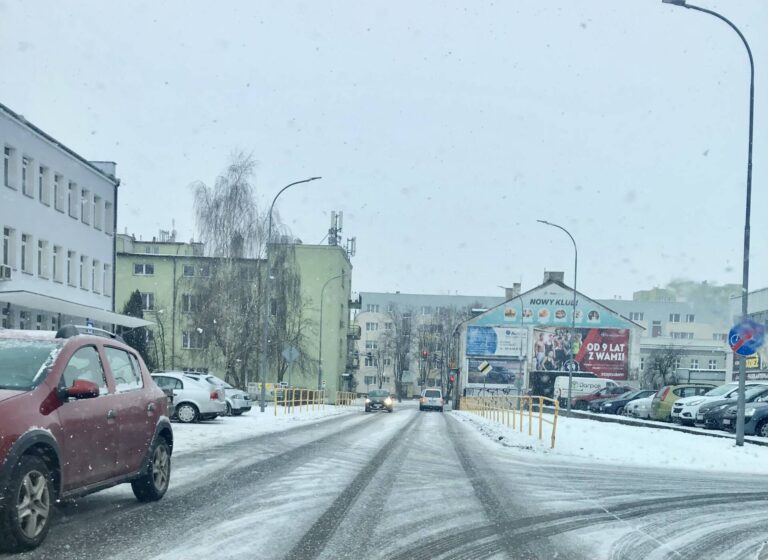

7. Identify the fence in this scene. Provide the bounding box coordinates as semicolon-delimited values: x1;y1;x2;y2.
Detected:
274;388;326;415
335;391;358;408
460;395;560;448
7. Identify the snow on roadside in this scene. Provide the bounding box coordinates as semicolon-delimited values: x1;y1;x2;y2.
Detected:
171;405;358;455
452;410;768;475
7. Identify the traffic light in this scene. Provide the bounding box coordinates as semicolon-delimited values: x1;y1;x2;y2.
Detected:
421;350;428;359
449;375;455;383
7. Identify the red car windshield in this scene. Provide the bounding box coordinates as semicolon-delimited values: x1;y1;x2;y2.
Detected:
0;339;62;391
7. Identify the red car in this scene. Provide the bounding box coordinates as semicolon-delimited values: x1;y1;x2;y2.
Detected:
570;385;634;410
0;326;173;552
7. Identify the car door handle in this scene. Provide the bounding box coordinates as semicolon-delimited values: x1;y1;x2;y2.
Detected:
147;403;156;412
106;409;117;419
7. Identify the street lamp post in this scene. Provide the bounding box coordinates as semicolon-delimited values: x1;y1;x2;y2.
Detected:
537;220;578;416
662;0;754;446
259;177;322;412
318;274;343;392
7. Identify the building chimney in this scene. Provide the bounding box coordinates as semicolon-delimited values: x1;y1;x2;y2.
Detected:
505;282;522;300
543;270;565;283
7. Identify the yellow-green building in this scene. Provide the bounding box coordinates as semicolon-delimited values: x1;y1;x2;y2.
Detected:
115;232;355;401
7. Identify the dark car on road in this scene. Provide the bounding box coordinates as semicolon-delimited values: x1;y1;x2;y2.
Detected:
0;326;173;553
698;386;768;430
365;389;394;412
592;389;657;415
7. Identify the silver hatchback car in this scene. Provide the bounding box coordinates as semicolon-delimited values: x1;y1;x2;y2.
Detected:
419;388;444;412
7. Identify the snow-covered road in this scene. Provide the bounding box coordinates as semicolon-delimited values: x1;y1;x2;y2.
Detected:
10;402;768;560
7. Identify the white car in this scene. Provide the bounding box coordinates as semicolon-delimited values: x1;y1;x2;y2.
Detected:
419;388;444;412
184;373;252;416
627;395;654;419
152;372;227;423
672;381;767;426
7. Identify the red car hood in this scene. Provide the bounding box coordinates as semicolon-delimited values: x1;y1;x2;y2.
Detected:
0;389;24;404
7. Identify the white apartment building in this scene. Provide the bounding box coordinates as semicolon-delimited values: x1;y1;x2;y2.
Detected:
0;102;146;330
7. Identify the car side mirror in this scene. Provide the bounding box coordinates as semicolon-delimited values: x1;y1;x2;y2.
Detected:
61;379;100;400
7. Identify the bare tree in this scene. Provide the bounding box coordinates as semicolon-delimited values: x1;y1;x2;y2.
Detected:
643;345;684;388
189;152;309;390
380;305;414;401
268;241;315;385
147;303;169;371
190;152;267;389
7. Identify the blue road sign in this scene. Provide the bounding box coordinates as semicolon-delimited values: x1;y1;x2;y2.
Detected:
729;318;765;357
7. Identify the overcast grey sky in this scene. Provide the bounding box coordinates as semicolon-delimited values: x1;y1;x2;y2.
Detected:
2;1;765;299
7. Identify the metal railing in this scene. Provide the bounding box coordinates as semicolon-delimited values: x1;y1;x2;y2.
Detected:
336;391;358;407
274;388;326;415
460;395;560;448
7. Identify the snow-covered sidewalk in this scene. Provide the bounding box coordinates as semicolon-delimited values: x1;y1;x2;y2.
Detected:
171;405;359;455
453;409;768;475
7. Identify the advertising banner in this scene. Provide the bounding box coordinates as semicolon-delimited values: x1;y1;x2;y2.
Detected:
466;326;527;358
466;357;523;385
732;353;768;381
532;327;629;380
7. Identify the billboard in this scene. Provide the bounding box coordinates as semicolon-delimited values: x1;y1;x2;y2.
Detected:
466;357;523;385
533;327;629;380
466;326;527;357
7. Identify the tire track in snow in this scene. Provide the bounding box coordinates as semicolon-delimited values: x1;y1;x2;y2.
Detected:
17;410;390;560
285;411;423;560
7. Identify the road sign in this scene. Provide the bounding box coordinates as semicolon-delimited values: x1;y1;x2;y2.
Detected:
729;318;765;356
477;360;492;375
282;346;300;363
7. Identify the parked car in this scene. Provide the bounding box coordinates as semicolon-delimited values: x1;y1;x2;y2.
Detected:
650;383;716;422
553;376;620;408
627;395;655;419
151;372;227;423
571;385;634;411
697;385;768;429
720;398;768;437
365;389;394;413
671;382;764;426
0;326;173;553
594;389;657;415
419;388;444;412
183;372;252;416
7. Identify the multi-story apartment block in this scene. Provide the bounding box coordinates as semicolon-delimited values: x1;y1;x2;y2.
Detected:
116;233;354;399
598;290;735;383
353;291;505;397
0;102;146;330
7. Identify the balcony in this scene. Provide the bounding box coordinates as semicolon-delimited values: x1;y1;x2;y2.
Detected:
347;324;361;340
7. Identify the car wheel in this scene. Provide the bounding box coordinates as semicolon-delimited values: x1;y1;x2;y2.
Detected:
176;403;199;423
757;420;768;438
0;455;54;553
419;406;424;411
387;408;393;413
225;402;233;416
365;408;370;413
577;401;588;411
615;406;624;416
131;438;171;502
232;410;243;416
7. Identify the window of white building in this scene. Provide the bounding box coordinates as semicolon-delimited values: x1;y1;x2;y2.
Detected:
21;156;33;197
80;188;91;225
38;166;49;204
20;233;31;273
68;182;78;218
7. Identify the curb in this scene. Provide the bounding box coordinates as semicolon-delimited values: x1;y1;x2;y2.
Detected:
543;406;768;448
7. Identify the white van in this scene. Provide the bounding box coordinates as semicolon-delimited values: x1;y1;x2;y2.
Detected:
553;376;618;406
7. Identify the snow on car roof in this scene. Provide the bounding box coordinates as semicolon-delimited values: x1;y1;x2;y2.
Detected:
0;329;59;341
